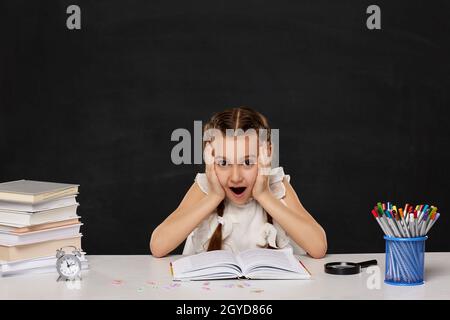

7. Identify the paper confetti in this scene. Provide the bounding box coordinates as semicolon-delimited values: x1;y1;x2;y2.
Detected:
223;284;235;288
203;282;210;286
160;282;182;290
137;287;144;292
243;282;251;287
202;287;211;291
250;289;265;293
112;280;123;285
146;281;159;289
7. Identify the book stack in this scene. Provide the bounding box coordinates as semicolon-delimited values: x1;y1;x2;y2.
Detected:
0;180;88;277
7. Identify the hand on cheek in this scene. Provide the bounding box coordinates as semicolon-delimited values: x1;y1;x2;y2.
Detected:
252;142;272;201
204;143;225;201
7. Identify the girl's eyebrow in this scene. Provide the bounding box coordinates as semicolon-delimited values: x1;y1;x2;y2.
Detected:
215;156;230;161
238;155;257;161
215;155;257;162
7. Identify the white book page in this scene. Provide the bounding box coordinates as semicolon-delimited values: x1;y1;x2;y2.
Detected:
238;248;307;275
172;250;241;278
172;266;240;281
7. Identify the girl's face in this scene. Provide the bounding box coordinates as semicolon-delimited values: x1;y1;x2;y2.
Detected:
212;133;260;205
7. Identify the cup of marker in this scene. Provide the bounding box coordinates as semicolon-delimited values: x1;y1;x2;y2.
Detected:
371;202;440;286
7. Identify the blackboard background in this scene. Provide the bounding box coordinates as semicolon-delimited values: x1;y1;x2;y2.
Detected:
1;0;449;254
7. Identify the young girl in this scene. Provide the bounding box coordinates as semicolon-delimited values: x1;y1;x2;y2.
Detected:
150;107;327;258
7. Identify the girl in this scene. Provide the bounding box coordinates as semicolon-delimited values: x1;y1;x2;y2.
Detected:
150;107;327;258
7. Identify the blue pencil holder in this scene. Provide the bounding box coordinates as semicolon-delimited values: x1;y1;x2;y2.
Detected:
384;236;427;286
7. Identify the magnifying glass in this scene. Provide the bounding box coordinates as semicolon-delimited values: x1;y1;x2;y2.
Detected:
324;260;378;275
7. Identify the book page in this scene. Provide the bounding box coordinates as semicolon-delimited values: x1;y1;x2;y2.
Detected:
238;248;307;275
171;250;241;277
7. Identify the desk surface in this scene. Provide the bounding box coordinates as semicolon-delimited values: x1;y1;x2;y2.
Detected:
1;253;449;299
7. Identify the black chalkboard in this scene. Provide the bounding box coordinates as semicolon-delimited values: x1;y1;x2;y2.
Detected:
1;0;449;254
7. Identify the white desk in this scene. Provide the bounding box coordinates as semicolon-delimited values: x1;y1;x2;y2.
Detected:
1;253;449;299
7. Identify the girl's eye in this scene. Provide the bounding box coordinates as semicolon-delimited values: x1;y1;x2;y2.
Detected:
243;159;255;167
217;159;228;167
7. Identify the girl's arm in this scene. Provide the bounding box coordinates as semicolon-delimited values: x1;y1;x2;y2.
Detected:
150;183;222;257
255;179;327;259
150;142;224;258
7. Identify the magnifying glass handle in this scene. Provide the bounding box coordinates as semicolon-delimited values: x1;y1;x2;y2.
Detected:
357;260;378;268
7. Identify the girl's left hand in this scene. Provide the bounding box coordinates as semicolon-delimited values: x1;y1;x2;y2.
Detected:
252;142;272;201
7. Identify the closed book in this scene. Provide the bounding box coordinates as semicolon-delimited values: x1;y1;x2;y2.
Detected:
0;195;78;212
0;223;82;246
1;254;88;275
0;236;82;262
1;260;89;277
0;218;80;234
0;180;79;204
0;204;79;226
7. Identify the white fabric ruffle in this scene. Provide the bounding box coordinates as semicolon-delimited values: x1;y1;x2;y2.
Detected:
182;167;304;255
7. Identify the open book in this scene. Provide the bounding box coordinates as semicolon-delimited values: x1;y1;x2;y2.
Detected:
170;248;311;281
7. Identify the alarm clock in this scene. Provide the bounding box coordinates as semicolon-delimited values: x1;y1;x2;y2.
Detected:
56;246;82;281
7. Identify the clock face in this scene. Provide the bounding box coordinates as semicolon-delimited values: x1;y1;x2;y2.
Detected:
57;254;81;278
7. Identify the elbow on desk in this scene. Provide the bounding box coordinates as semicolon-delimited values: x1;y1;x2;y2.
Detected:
149;229;167;258
308;245;327;259
307;228;328;259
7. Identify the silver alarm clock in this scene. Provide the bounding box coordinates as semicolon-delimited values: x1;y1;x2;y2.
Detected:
56;246;82;281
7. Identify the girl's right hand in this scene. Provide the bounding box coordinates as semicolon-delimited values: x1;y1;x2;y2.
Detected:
204;142;226;201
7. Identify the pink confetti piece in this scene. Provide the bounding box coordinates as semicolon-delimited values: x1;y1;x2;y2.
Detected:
202;287;211;291
146;281;157;285
203;282;210;286
111;280;123;285
251;289;264;293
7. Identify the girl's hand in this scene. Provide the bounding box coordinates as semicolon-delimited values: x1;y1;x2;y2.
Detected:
252;142;272;201
204;142;226;202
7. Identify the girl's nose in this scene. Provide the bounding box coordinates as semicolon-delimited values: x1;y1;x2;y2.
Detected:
230;165;243;184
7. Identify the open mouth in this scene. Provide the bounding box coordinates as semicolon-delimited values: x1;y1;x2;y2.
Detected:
229;187;247;195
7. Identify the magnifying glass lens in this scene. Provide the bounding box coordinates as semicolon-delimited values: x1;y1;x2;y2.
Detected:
332;264;354;269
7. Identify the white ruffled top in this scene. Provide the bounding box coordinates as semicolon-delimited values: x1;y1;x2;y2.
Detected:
182;167;306;255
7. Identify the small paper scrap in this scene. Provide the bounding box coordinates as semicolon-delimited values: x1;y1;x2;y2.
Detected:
112;280;123;285
251;289;264;293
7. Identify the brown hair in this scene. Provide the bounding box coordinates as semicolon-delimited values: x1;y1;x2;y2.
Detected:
204;107;274;251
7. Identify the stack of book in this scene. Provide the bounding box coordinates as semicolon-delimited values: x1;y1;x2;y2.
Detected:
0;180;88;277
